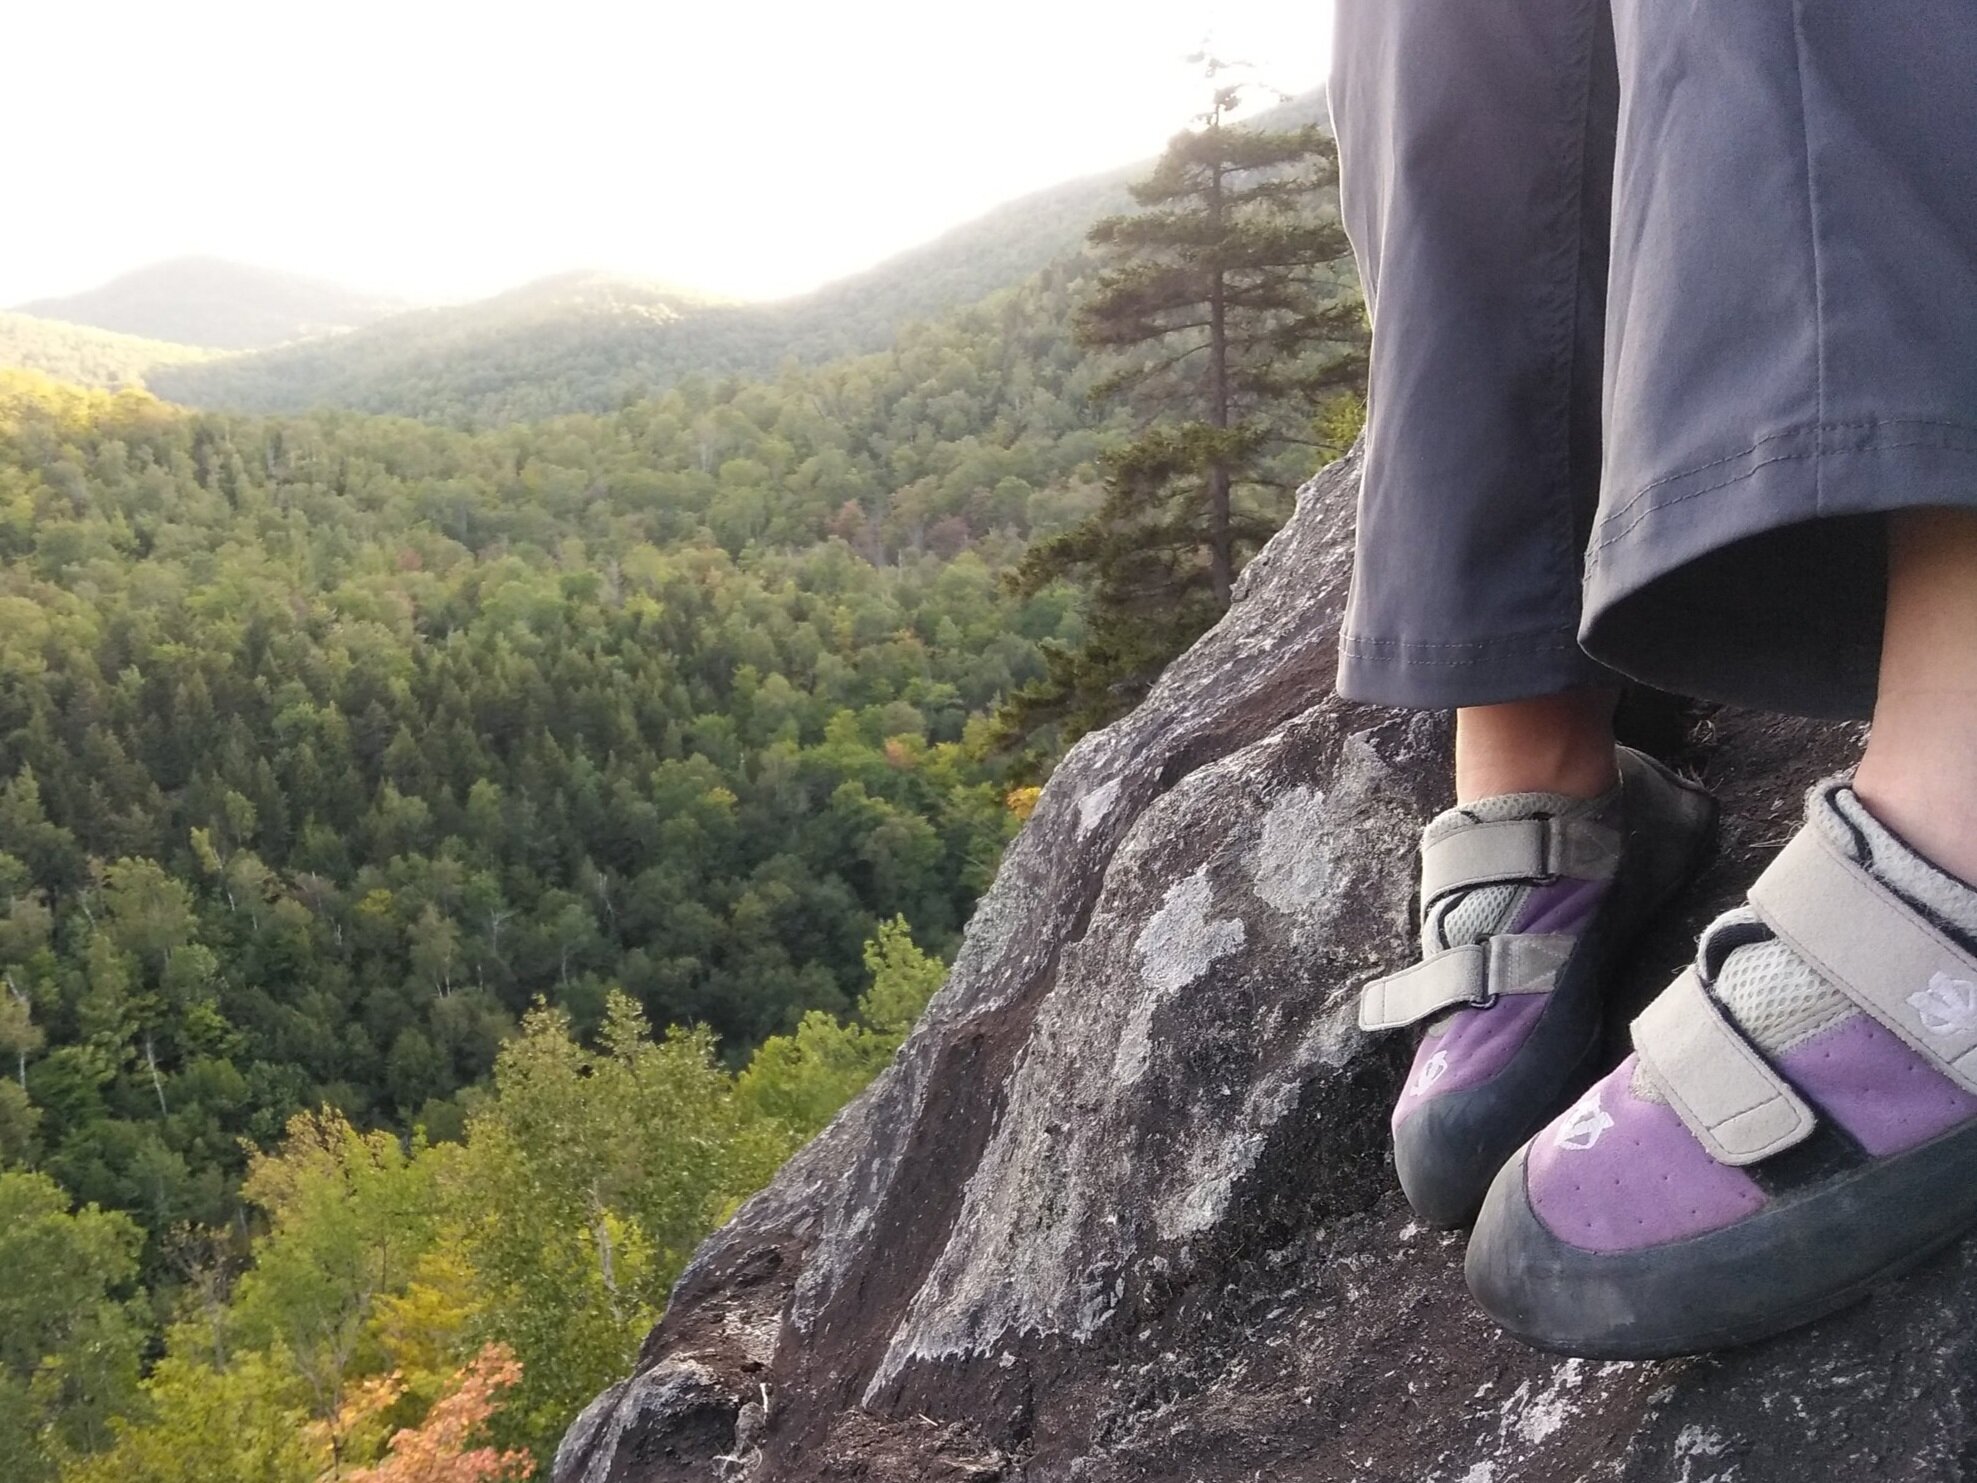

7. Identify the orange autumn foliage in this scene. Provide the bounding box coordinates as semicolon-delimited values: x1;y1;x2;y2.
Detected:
344;1344;534;1483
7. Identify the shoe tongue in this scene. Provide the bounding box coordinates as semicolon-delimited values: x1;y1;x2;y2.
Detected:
1420;788;1609;954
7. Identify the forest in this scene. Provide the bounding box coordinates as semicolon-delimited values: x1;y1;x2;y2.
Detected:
0;259;1126;1478
0;89;1362;1481
0;259;1119;1167
0;315;213;394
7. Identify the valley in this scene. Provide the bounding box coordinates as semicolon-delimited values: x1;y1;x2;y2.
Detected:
0;81;1361;1481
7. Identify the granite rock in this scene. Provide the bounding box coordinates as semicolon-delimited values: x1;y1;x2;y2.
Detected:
557;447;1964;1483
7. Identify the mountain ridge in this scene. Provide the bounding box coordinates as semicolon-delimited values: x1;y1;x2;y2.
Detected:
14;88;1328;425
138;149;1159;425
15;255;410;351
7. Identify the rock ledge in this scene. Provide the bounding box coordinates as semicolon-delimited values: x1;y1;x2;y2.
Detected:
559;450;1969;1483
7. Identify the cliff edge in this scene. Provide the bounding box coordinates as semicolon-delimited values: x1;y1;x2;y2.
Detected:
556;447;1974;1483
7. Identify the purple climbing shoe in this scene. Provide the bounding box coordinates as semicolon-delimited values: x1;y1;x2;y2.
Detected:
1359;747;1717;1228
1469;778;1977;1358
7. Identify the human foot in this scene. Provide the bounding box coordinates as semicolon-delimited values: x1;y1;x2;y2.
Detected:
1468;778;1977;1358
1359;747;1717;1227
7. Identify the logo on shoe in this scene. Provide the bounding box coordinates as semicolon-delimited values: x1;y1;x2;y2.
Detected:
1909;972;1977;1037
1414;1050;1450;1095
1553;1088;1614;1152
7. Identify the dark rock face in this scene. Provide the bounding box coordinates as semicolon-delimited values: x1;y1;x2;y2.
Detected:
556;449;1972;1483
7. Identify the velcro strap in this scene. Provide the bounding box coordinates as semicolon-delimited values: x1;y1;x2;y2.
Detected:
1749;825;1977;1096
1359;933;1573;1032
1632;967;1816;1166
1419;815;1619;908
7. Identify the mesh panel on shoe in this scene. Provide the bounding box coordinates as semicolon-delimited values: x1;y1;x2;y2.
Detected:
1638;779;1977;1105
1413;782;1623;1037
1712;935;1851;1052
1416;786;1617;955
1714;784;1977;1055
1430;883;1521;953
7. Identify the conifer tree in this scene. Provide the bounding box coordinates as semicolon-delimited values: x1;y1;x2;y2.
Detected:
1000;62;1368;748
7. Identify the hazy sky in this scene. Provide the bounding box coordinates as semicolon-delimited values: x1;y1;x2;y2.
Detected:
9;0;1334;308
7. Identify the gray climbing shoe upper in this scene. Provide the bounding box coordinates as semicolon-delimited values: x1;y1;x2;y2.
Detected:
1469;777;1977;1359
1359;745;1717;1227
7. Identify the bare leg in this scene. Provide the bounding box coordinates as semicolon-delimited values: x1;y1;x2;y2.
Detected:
1852;508;1977;886
1455;689;1621;805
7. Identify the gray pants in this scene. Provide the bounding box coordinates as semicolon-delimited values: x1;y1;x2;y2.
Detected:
1332;1;1977;720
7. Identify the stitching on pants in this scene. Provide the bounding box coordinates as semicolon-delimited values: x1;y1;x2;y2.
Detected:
1338;646;1584;671
1589;433;1977;555
1534;0;1605;643
1592;417;1977;531
1790;0;1829;511
1339;633;1586;669
1340;628;1584;653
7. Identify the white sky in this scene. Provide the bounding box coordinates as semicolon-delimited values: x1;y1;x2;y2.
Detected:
7;0;1334;308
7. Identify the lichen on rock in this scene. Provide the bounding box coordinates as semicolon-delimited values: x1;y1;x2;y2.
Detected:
556;446;1977;1483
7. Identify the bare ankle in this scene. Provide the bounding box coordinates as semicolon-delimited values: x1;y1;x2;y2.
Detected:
1853;715;1977;888
1455;690;1620;805
1856;508;1977;886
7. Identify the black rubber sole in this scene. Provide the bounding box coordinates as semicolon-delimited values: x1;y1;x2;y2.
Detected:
1395;764;1720;1229
1466;1116;1977;1359
1394;1013;1607;1230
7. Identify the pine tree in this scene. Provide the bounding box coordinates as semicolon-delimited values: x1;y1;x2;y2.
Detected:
999;62;1368;749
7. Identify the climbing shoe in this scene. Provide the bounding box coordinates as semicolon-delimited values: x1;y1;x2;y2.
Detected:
1469;778;1977;1358
1359;746;1718;1228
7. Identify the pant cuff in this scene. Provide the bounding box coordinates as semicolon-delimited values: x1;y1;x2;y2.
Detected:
1583;416;1977;720
1336;630;1617;710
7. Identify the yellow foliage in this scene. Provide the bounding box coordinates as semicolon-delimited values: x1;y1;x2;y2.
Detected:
369;1243;479;1410
0;370;125;436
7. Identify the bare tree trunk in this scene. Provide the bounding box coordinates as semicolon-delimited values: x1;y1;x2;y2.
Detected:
1207;153;1235;608
145;1033;168;1116
7;975;28;1089
593;1189;623;1323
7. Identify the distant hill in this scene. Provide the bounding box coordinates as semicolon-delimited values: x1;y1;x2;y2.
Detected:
15;256;407;350
148;271;746;423
769;164;1139;356
144;156;1153;425
773;86;1327;358
135;89;1330;424
0;311;216;389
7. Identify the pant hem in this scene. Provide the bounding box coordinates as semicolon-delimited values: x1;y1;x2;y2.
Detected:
1584;417;1977;718
1337;630;1615;710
